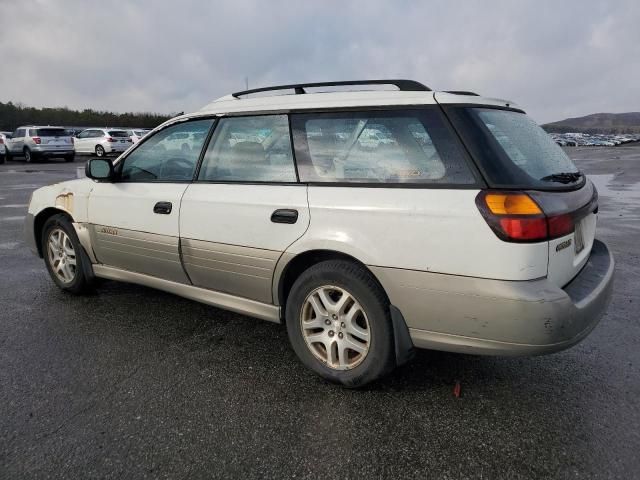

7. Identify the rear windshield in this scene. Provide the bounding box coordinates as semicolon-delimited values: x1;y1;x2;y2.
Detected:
108;130;129;138
35;128;67;137
447;107;582;189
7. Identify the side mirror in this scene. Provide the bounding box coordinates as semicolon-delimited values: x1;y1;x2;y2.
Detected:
85;158;114;181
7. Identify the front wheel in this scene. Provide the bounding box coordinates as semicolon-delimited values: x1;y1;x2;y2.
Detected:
42;214;94;294
95;145;105;157
285;260;396;387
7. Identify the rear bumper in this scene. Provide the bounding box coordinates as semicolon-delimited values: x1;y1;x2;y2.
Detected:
372;239;614;356
31;148;74;157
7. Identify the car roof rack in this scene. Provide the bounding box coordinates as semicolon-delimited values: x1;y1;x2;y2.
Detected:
443;90;480;96
231;79;431;98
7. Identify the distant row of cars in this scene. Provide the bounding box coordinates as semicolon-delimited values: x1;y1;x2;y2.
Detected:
0;126;151;163
550;132;640;147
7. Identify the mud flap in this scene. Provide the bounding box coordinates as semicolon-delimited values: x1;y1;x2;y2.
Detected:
390;304;415;366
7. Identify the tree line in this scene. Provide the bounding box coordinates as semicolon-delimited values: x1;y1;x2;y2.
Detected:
0;101;174;132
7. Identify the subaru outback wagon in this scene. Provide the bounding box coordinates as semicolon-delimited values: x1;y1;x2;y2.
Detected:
25;80;614;387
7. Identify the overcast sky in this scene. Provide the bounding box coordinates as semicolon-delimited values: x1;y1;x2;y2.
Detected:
0;0;638;123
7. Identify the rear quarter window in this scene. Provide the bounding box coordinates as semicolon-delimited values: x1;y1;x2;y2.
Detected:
291;109;477;185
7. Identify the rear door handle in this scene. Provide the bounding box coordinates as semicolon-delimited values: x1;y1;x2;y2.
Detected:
153;201;172;214
271;209;298;224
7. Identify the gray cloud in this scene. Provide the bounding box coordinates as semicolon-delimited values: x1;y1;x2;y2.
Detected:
0;0;638;122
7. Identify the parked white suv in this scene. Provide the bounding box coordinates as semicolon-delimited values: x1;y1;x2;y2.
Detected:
5;126;75;162
0;131;12;163
24;80;614;387
74;128;132;156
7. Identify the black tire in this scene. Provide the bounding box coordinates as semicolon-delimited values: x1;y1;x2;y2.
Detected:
24;147;33;163
0;154;5;164
4;149;11;161
64;154;75;163
285;260;396;387
95;145;105;157
41;214;94;294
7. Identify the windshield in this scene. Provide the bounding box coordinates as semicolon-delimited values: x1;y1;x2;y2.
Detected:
35;128;67;137
448;107;582;189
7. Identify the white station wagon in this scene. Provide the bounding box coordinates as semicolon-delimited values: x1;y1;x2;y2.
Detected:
25;80;614;387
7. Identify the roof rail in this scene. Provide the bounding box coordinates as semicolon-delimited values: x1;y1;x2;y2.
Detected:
443;90;480;96
231;79;431;98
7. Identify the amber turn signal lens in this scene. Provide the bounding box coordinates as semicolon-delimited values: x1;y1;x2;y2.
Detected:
484;193;542;215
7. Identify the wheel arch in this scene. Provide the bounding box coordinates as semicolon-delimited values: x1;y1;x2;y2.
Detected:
33;207;75;257
275;248;415;366
275;249;386;309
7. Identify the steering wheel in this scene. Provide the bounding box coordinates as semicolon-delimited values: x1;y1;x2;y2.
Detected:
159;157;194;180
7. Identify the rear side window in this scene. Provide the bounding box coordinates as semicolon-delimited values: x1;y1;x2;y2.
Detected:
446;107;582;189
198;115;297;182
34;128;67;137
291;109;476;184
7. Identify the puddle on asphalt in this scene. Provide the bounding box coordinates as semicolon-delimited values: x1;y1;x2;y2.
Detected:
588;174;640;202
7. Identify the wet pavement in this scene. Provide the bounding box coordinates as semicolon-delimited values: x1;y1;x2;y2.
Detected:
1;148;639;479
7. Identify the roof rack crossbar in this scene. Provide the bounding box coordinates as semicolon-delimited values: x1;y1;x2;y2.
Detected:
231;79;431;98
443;90;480;96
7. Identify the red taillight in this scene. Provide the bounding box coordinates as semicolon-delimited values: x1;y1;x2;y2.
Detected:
32;136;41;144
106;137;116;142
0;138;3;144
476;191;576;242
127;139;132;142
498;217;548;241
70;137;74;145
548;213;574;237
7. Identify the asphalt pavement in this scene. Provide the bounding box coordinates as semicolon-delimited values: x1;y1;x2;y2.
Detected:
1;148;639;479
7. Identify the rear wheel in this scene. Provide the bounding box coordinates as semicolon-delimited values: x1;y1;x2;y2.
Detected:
24;147;33;163
42;214;93;294
95;145;105;157
285;260;396;387
0;153;5;164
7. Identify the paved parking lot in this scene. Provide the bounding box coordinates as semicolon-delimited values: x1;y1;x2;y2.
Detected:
1;149;639;479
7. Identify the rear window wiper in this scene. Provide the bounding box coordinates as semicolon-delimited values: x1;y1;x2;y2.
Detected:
540;171;583;184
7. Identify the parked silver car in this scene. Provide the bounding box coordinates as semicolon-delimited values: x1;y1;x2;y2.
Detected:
4;126;75;162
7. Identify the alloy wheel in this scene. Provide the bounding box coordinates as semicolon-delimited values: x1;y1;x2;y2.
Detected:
300;285;371;370
47;228;77;283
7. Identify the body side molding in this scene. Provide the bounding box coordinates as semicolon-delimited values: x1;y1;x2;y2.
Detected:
93;265;281;323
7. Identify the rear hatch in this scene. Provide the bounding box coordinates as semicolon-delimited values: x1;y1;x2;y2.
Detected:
33;128;73;150
444;104;597;287
107;130;132;149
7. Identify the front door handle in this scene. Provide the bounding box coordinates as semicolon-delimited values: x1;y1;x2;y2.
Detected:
153;201;172;214
271;209;298;224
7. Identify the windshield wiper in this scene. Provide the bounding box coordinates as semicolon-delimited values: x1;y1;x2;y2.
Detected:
540;171;583;184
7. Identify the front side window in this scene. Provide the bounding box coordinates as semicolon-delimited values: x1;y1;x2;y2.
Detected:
291;109;476;184
118;119;213;182
198;115;297;182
